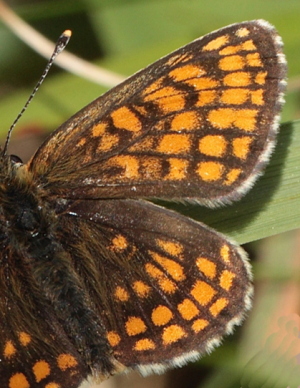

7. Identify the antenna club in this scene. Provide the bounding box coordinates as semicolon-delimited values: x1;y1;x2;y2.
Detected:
63;30;72;38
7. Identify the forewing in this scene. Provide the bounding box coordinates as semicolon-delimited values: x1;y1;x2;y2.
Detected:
60;199;252;373
28;20;286;206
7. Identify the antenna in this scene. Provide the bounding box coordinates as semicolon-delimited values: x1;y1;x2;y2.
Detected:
2;29;72;156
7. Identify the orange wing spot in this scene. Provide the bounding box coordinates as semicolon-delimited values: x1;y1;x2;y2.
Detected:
210;298;229;317
246;52;263;67
255;71;267;85
219;55;245;71
185;77;219;90
197;161;224;182
232;136;253;159
223;71;251;87
114;286;129;302
97;134;119;152
111;106;142;132
208;108;258;131
196;90;217;106
107;331;121;347
151;252;185;281
224;168;242;185
178;299;199;320
145;263;177;293
151;305;173;326
219;44;242;56
199;135;227;157
129;137;155;152
76;137;86;147
169;64;206;81
164;158;188;181
157;134;191;155
171;111;199;131
235;27;250;37
19;332;31;346
109;155;139;179
191;280;216;306
250;89;264;105
157;94;186;114
220;245;230;263
111;234;128;252
140;157;162;179
92;122;107;137
4;340;16;358
196;257;217;279
33;360;50;382
242;39;256;51
143;77;164;95
45;383;60;388
133;281;151;298
220;270;236;291
162;325;186;345
202;34;229;51
9;373;30;388
156;239;183;257
134;338;156;351
126;316;147;336
192;319;209;333
57;354;78;370
220;88;249;105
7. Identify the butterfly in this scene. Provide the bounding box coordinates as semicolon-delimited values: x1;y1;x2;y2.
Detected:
0;20;286;388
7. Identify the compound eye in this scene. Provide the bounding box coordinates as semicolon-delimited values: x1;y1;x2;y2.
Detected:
9;155;23;165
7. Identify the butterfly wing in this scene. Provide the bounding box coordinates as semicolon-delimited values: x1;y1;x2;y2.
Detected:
28;20;286;207
58;198;252;373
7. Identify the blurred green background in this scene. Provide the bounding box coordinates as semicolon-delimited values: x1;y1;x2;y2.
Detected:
0;1;300;388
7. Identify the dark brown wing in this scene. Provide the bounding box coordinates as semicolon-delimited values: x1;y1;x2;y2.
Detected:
58;199;252;373
28;20;286;207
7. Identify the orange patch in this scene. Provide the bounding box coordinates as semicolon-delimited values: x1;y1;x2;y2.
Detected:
126;316;147;336
185;77;219;90
196;90;217;106
220;270;236;291
210;298;229;316
223;71;251;87
164;158;188;181
4;341;16;358
224;168;242;185
145;263;177;293
191;280;216;305
151;252;185;281
133;281;151;298
33;360;50;382
143;77;164;95
156;239;183;257
92;122;107;137
219;55;245;71
208;108;258;131
177;299;199;320
250;89;264;105
220;88;249;105
199;135;227;157
232;136;253;159
235;27;250;37
192;319;209;333
255;71;267;85
169;64;206;81
171;111;199;131
151;305;173;326
111;234;128;251
45;383;60;388
107;331;121;347
109;155;139;179
246;52;262;67
114;286;129;302
197;161;224;181
111;106;142;132
202;34;229;51
162;325;186;345
134;339;156;351
9;373;30;388
57;354;78;370
19;332;31;346
97;133;119;152
196;257;217;279
157;134;191;154
220;245;230;262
